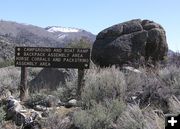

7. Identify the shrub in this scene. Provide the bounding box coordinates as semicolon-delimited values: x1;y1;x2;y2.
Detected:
123;66;180;113
158;65;180;95
124;70;146;102
117;105;145;129
26;93;47;108
66;37;92;48
52;83;77;102
168;51;180;67
0;66;20;95
122;66;173;112
81;66;126;108
73;110;93;129
117;105;164;129
0;106;6;124
0;60;14;68
73;99;125;129
41;111;72;129
30;66;126;129
50;75;77;102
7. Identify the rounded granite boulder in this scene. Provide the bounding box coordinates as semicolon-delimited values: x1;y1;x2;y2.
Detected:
91;19;168;67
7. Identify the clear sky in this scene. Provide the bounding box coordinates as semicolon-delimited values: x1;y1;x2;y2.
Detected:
0;0;179;51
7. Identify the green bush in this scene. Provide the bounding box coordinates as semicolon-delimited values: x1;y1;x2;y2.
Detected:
26;93;47;107
0;106;6;124
0;60;14;68
82;66;126;108
41;111;72;129
73;99;125;129
73;66;126;129
50;75;77;102
73;110;93;129
66;38;92;48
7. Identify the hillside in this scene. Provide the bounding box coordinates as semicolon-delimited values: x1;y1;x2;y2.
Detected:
0;20;95;62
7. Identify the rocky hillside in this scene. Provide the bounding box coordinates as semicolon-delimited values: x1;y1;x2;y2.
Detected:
0;20;95;62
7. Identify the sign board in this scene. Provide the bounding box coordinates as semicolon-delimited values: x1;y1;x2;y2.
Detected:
15;47;90;69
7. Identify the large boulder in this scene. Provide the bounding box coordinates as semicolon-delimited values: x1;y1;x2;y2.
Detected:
91;19;168;67
29;68;77;93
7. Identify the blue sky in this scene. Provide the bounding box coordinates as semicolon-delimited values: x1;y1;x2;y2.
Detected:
0;0;180;51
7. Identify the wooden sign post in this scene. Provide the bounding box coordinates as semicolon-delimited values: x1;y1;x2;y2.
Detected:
19;66;28;101
15;47;90;101
77;68;85;99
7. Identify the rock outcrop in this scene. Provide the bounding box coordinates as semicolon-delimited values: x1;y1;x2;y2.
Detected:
29;68;77;93
3;95;79;129
6;96;23;120
6;96;42;127
91;19;168;67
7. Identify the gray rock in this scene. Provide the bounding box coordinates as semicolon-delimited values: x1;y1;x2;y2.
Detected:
5;96;43;127
34;105;47;111
6;96;23;119
15;111;42;127
41;111;49;117
29;68;77;93
23;121;41;129
14;112;26;126
68;99;77;106
91;19;168;67
7;96;22;111
62;99;78;108
122;66;141;73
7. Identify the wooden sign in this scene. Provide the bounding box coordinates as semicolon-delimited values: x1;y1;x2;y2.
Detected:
15;47;90;69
